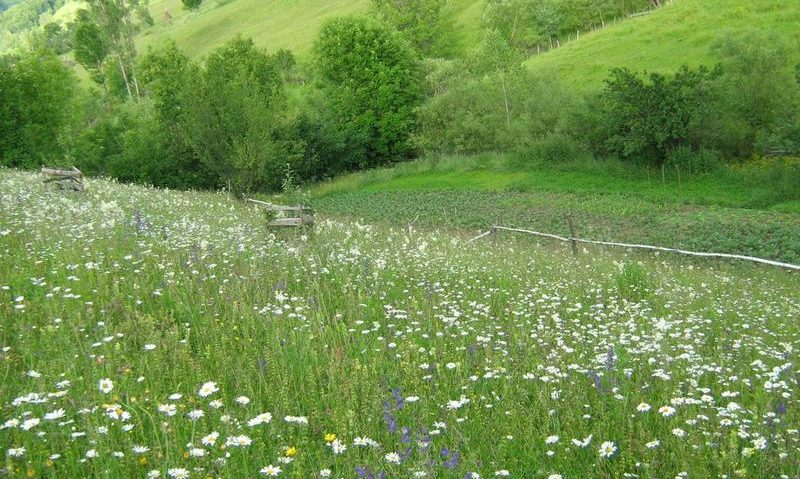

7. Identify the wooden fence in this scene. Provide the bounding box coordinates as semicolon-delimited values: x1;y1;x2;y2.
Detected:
469;225;800;271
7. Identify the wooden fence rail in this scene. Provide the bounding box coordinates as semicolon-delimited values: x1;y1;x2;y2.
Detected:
469;225;800;271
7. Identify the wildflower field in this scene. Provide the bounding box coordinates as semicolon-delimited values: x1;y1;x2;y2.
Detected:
1;169;799;479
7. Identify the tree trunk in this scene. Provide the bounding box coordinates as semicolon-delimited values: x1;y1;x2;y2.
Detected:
117;54;133;99
501;76;511;127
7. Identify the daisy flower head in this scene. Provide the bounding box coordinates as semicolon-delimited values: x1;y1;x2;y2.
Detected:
189;448;205;457
598;441;617;459
187;409;205;421
158;404;177;416
44;409;66;421
168;468;190;479
198;381;219;398
248;412;273;427
201;431;219;447
331;439;347;455
752;436;768;450
98;378;114;394
571;434;593;448
260;464;282;476
385;452;401;464
7;447;25;457
659;405;676;417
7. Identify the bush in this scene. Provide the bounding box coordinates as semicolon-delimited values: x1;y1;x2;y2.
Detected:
178;37;303;194
314;15;423;170
598;65;719;166
181;0;202;10
704;31;800;159
664;146;720;176
0;49;77;168
415;69;576;156
527;133;589;164
726;157;800;206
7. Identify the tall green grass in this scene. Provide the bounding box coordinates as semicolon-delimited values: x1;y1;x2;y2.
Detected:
1;168;798;479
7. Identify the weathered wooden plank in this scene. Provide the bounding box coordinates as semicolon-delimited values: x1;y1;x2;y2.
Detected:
42;167;82;179
268;218;306;227
247;198;310;212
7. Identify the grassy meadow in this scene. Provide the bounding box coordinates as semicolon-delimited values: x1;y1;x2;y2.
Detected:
1;169;799;478
137;0;485;59
525;0;800;90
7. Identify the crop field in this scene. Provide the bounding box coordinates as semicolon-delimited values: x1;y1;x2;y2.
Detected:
1;169;799;478
313;156;800;264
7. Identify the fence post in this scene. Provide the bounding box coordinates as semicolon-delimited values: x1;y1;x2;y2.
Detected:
566;215;578;256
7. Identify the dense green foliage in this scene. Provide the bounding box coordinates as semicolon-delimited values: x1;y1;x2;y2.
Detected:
598;65;720;166
313;16;423;170
416;29;800;173
0;49;76;168
0;0;69;52
483;0;652;51
180;0;202;10
179;37;299;192
0;0;65;33
73;0;148;99
371;0;452;56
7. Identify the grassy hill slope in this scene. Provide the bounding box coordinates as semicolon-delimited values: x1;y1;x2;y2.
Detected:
525;0;800;90
138;0;485;58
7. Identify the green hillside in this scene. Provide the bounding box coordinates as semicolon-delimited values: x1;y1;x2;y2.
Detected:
526;0;800;90
138;0;485;58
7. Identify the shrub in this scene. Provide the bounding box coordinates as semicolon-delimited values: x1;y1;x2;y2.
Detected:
314;15;423;170
415;69;576;156
181;0;202;10
527;133;589;164
664;146;720;176
598;65;719;166
0;49;77;168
